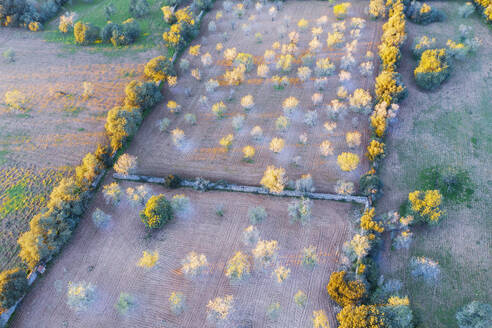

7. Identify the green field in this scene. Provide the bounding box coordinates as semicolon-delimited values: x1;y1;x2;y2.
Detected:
43;0;170;54
377;2;492;327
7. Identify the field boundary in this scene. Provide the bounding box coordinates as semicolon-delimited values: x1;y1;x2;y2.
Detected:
113;173;370;208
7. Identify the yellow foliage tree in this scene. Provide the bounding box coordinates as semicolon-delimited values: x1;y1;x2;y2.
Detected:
260;166;286;193
360;208;384;233
337;305;385;328
366;140;385;161
327;271;366;307
408;190;442;223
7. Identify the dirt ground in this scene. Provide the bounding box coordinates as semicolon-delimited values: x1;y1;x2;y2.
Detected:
0;28;157;271
376;2;492;327
10;178;359;328
127;0;382;193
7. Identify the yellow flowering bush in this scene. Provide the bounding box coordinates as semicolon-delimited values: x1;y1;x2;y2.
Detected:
370;0;386;18
312;310;330;328
225;251;250;280
333;3;352;19
375;70;407;104
360;208;384;233
366;139;385;161
345;131;361;148
327;31;345;48
379;42;400;70
224;64;246;86
269;137;285;153
408;190;442;223
219;134;234;150
137;250;159;268
414;49;450;90
337;152;360;171
320;140;334;157
349;89;372;114
242;145;255;161
161;6;175;24
337;305;385;328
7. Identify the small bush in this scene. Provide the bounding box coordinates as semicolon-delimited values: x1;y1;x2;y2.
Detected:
115;292;134;315
169;291;186;315
103;182;122;206
137;250;159;268
207;295;234;322
92;208;111;228
114;153;137;175
243;225;260;246
456;301;492;328
295;174;315;193
74;21;100;45
4;90;28;111
67;281;96;311
2;48;15;63
140;194;173;229
225;251;251;281
165;174;182;189
412;35;437;58
182;252;208;277
410;256;440;283
248;206;267;225
302;246;318;268
288;197;313;225
294;290;307;308
414;48;451;90
267;302;281;321
405;2;444;25
171;194;190;213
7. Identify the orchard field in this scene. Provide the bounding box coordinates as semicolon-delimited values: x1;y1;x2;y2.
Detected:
128;0;381;193
10;179;359;327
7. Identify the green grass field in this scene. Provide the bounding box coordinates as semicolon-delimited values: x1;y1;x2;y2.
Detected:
378;2;492;327
43;0;170;54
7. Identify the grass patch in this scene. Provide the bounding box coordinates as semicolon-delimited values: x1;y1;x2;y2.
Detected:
418;166;474;204
0;150;9;165
62;105;86;116
44;0;169;54
0;182;29;219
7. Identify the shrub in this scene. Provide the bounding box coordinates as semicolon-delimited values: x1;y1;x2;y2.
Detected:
282;96;299;116
0;268;28;312
137;250;159;268
456;301;492;328
337;152;360;171
234;53;254;72
169;291;185;315
3;48;15;63
297;66;312;82
337;305;385;328
319;140;334;157
288;197;313;225
232;114;245;131
266;301;281;321
67;281;96;311
410;256;440;283
349;89;372;114
381;301;414;328
312;310;330;328
302;246;318;269
370;0;386;18
104;19;140;46
333;2;351;19
315;57;335;76
446;39;469;60
296;174;315;193
243;225;260;246
359;61;374;76
92;208;111;228
104;3;116;20
294;290;307;308
124;80;162;110
304;111;318;127
114;153;137;175
248;206;267;225
103;182;122;206
405;2;444;25
359;170;382;198
346;131;362;148
225;251;251;281
260;166;286;193
253;240;278;268
412;35;437;58
336;180;355;195
181;253;209;277
74;21;99;45
140;194;173;229
129;0;149;18
327;271;366;307
4;90;28;111
414;49;450;90
367;139;385;161
458;2;475;18
269;137;285;153
207;295;234;322
59;12;76;33
360;208;384;233
375;70;407;104
171;194;190;213
242;145;255;162
144;56;175;83
219;134;234;151
115;292;134;315
212;101;227;119
408;189;442;223
126;185;150;207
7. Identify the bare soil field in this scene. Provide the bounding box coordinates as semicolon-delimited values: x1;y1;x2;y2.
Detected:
0;29;156;271
10;179;359;327
376;2;492;327
127;0;382;193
